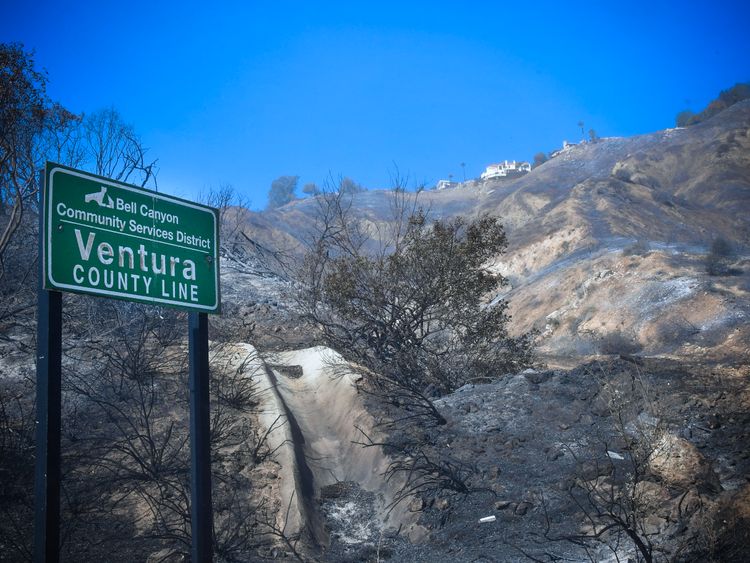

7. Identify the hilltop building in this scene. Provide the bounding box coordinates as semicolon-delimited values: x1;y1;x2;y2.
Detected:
435;179;460;190
550;140;582;159
480;160;531;180
436;159;532;189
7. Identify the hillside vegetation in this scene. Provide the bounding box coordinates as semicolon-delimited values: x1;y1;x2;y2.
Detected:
676;82;750;127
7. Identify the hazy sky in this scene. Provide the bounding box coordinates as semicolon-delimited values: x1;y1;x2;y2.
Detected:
3;1;749;207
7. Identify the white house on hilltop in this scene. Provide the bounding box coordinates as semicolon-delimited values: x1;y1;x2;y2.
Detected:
435;179;460;190
480;160;531;180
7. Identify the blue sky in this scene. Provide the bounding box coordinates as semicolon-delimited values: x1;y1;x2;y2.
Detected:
3;1;749;207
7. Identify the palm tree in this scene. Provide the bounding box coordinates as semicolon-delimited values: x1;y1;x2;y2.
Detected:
460;162;466;182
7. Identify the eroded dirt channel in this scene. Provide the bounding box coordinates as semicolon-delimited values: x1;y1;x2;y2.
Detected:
264;364;329;550
255;346;416;557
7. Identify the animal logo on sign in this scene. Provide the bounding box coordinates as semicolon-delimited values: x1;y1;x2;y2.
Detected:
84;186;114;208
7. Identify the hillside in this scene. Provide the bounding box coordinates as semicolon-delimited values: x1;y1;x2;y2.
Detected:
242;100;750;364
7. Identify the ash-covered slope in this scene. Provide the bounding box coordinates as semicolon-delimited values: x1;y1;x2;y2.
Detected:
484;101;750;361
240;101;750;362
491;100;750;267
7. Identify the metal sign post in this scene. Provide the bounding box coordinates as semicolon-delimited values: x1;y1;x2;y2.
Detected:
35;163;221;561
34;171;63;563
189;312;212;561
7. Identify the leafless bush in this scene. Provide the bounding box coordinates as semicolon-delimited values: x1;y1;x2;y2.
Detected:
81;107;158;189
201;183;290;279
0;210;38;346
0;376;36;560
354;425;484;512
254;492;306;561
534;362;724;562
50;306;291;559
210;344;262;411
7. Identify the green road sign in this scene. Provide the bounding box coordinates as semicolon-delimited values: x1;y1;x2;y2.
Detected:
43;162;221;313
